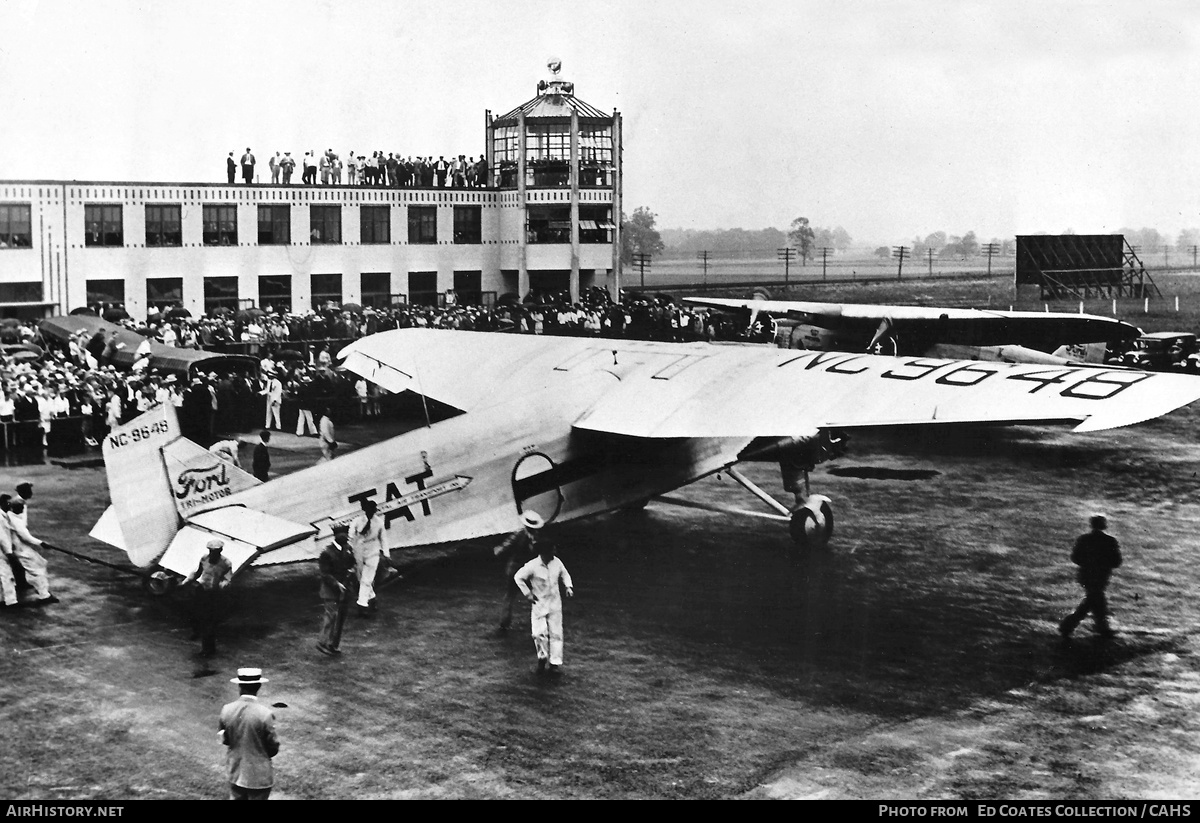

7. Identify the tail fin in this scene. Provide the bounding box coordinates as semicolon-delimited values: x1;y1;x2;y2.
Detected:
93;404;259;568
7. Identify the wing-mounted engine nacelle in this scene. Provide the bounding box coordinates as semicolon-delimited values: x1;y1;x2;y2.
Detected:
737;430;849;469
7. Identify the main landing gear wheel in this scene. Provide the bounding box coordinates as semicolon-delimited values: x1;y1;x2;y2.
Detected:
142;569;178;597
788;495;834;560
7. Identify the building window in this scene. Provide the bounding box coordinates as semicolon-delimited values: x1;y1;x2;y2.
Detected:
203;204;238;246
408;271;438;306
525;123;571;187
526;205;570;244
525;123;570;161
146;277;183;312
84;204;124;247
361;272;391;309
311;273;343;311
204;276;239;315
453;271;482;306
579;205;616;244
86;279;125;310
0;282;43;303
407;206;437;244
144;204;182;247
453;206;481;244
310;205;342;244
258;205;290;245
361;205;390;244
0;204;33;248
259;274;292;314
579;125;614;186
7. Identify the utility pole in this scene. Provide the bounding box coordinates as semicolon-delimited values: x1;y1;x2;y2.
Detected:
927;247;934;276
1191;245;1198;269
632;253;651;290
697;250;711;290
892;246;909;280
1164;244;1170;269
819;247;832;281
777;247;796;286
981;242;1000;276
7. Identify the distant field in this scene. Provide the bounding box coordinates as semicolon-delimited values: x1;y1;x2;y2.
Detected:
630;254;1200;336
643;252;1008;287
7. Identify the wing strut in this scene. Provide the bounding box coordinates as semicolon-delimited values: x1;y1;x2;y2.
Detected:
725;466;794;515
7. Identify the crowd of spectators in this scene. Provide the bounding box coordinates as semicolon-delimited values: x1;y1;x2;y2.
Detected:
235;148;490;189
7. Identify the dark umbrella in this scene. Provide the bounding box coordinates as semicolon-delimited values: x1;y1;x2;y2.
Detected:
69;306;99;316
236;308;266;322
103;307;129;322
276;349;304;361
497;292;520;307
210;306;234;318
146;311;162;325
341;303;362;313
166;307;193;320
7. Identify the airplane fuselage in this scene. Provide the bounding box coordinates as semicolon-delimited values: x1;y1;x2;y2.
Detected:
222;370;748;551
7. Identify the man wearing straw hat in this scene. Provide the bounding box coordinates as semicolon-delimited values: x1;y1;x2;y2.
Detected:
219;668;280;800
513;518;575;675
494;510;544;632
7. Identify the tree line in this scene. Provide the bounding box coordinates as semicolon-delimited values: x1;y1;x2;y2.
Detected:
619;207;1200;266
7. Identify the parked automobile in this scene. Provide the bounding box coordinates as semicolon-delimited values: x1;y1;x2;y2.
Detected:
1122;332;1199;371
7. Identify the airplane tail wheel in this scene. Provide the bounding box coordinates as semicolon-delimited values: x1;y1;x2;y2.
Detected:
142;569;178;597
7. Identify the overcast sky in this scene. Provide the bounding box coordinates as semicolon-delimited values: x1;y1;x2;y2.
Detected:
1;0;1197;246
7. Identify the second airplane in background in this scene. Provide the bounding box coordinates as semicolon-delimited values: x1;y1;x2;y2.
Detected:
683;296;1141;366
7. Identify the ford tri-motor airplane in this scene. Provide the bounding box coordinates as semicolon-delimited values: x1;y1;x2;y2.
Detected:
683;296;1140;366
90;329;1200;592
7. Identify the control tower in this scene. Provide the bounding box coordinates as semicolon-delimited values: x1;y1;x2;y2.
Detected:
486;61;622;302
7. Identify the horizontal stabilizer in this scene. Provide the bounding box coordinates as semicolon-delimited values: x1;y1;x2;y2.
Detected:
158;505;315;578
159;527;260;578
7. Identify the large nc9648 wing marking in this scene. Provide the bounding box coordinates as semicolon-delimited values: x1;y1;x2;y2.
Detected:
777;352;1150;402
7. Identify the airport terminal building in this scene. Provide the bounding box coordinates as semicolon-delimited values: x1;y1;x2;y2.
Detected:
0;71;622;319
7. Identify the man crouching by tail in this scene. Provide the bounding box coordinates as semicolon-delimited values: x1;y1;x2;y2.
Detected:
513;528;574;675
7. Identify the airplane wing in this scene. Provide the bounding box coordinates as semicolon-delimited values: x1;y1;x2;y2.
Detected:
339;329;1200;438
573;347;1200;437
682;297;1140;348
339;330;566;412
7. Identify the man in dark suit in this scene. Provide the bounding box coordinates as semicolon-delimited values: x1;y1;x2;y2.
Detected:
240;148;256;184
226;152;236;184
1060;514;1123;639
219;668;280;799
252;430;271;483
317;524;356;655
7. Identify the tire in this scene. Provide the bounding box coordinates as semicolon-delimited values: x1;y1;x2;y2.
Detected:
789;501;834;561
819;500;835;541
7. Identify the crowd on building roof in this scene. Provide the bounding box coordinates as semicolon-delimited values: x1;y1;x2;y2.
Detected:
228;148;490;188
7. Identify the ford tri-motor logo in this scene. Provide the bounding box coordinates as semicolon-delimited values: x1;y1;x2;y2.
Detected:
174;463;232;509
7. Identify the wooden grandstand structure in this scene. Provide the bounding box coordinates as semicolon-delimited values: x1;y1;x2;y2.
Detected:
1015;234;1161;300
